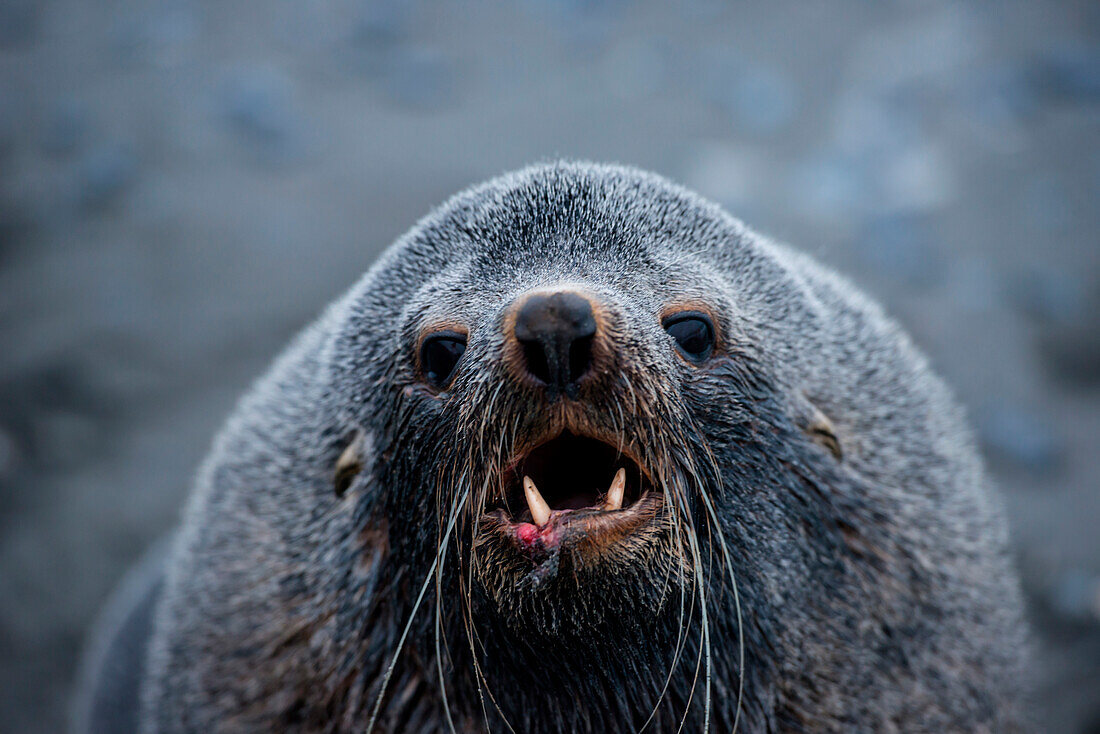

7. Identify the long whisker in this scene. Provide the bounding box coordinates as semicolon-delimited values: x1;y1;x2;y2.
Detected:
676;525;713;734
367;482;469;733
688;416;746;734
434;459;469;734
458;402;520;734
639;416;696;732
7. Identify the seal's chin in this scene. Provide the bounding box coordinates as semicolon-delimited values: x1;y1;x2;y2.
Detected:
481;431;664;561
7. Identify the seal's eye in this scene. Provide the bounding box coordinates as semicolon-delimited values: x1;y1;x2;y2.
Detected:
662;312;715;362
420;332;466;387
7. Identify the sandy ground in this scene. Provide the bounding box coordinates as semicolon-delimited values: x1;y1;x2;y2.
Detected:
1;1;1098;731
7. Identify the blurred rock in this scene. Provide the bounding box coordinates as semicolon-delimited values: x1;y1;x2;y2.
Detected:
342;0;414;75
531;0;624;14
1082;705;1100;734
945;256;1001;313
76;143;139;212
1042;336;1100;387
880;142;956;213
218;67;304;166
1022;176;1072;234
978;401;1063;473
558;18;614;57
967;62;1041;128
846;6;980;91
523;0;619;55
1032;45;1100;105
676;0;726;22
30;411;100;470
354;0;413;42
0;86;19;158
1050;568;1100;623
832;95;961;212
111;3;199;68
1036;284;1100;386
833;94;922;161
382;47;457;111
788;153;866;229
40;99;92;157
683;142;769;215
0;363;112;457
702;57;799;134
965;47;1100;137
0;0;39;48
0;426;18;483
79;342;169;404
1009;268;1088;325
732;66;799;134
0;200;32;257
856;214;944;288
601;38;668;101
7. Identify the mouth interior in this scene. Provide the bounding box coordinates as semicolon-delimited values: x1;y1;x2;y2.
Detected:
500;431;644;521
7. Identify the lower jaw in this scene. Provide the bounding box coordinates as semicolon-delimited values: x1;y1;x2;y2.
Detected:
468;525;689;651
474;492;668;583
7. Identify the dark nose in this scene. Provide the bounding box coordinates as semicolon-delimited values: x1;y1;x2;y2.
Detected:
513;291;597;394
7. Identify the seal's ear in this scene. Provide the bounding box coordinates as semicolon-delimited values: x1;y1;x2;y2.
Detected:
334;431;366;497
799;397;842;460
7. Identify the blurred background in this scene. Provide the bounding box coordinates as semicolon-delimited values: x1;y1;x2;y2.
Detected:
0;0;1097;731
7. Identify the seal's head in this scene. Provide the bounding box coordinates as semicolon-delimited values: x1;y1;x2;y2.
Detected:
144;162;1026;734
315;163;1024;731
332;165;741;645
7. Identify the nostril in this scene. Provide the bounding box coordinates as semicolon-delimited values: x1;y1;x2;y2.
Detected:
522;339;552;385
568;334;594;384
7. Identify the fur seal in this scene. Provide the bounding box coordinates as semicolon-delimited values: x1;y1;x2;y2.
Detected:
77;162;1028;732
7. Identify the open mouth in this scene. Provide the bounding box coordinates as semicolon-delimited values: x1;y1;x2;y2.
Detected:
484;431;661;556
499;432;645;520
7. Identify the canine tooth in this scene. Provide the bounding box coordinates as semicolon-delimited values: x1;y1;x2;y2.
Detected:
523;476;552;526
604;467;626;511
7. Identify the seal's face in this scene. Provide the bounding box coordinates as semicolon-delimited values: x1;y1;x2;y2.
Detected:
409;272;736;627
